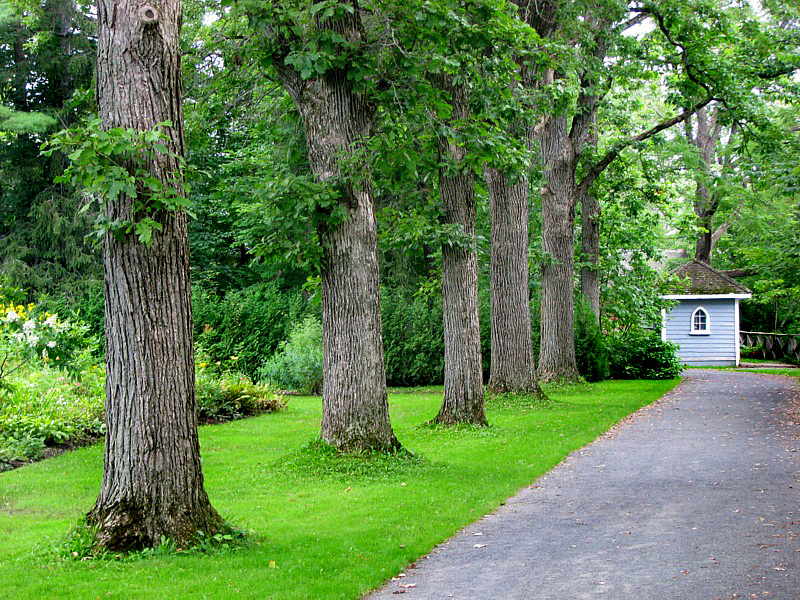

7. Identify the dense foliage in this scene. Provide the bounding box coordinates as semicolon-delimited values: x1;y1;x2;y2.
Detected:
0;295;287;471
607;330;683;380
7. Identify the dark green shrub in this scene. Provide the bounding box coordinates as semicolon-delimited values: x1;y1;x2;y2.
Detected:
196;368;287;422
607;329;681;380
381;288;445;387
574;299;609;382
37;280;105;346
193;282;310;379
0;433;46;471
258;316;323;394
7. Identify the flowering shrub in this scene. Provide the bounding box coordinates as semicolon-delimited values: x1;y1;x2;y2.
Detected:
1;298;97;385
1;300;60;356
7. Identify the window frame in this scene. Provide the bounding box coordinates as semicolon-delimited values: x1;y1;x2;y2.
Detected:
689;306;711;335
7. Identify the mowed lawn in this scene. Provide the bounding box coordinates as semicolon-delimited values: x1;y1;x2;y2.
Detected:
0;379;680;599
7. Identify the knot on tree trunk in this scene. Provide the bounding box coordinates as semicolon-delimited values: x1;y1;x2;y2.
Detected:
137;5;159;24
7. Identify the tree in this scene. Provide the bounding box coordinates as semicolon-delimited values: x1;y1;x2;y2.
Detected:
433;76;486;425
484;0;550;396
245;2;400;452
526;0;787;379
86;0;221;550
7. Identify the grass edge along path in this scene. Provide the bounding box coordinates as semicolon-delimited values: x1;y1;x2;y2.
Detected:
0;379;680;599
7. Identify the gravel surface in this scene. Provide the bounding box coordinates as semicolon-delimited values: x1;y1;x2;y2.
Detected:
368;370;800;599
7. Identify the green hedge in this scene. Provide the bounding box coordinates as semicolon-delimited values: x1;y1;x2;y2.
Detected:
193;282;310;379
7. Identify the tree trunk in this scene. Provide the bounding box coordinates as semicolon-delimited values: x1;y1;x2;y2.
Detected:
56;0;74;104
686;107;722;266
538;115;579;382
434;80;486;426
274;15;398;452
88;0;221;551
485;166;543;396
695;202;713;264
579;186;601;320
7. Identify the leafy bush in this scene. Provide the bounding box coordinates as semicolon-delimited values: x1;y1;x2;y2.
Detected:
574;299;609;382
258;316;323;394
740;343;764;359
0;433;46;470
606;329;681;380
196;367;287;421
0;364;106;470
36;281;106;350
193;282;309;379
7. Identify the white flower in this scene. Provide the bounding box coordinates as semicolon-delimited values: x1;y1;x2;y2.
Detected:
27;334;40;346
5;310;19;322
22;319;36;331
44;315;58;327
47;340;57;348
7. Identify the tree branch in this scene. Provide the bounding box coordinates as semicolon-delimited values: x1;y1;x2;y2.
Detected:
618;13;649;33
577;97;711;196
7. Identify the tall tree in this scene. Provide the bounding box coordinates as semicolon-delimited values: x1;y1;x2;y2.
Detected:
684;104;731;265
484;0;553;396
87;0;221;550
0;0;98;296
246;2;400;452
533;3;712;380
433;76;486;425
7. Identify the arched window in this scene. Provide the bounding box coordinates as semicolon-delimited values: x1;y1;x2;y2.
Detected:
690;307;710;334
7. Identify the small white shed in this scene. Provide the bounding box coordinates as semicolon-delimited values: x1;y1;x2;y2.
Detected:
661;260;752;367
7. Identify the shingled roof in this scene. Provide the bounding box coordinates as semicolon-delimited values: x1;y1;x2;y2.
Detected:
668;259;751;295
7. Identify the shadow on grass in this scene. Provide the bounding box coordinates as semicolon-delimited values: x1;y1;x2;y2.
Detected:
486;391;560;412
273;438;432;482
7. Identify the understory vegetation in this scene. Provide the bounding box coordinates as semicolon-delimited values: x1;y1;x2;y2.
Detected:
0;296;286;471
0;289;680;471
0;379;679;598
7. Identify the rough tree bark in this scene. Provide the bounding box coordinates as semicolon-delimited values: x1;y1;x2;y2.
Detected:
88;0;221;551
272;8;399;451
579;186;601;319
538;114;580;382
482;0;556;395
685;105;723;265
434;79;486;426
485;165;543;396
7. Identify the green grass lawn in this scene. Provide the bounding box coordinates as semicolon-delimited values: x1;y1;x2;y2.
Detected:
737;368;800;377
0;379;679;599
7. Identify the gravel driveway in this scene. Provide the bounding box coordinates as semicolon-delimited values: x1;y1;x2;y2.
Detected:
368;370;800;599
